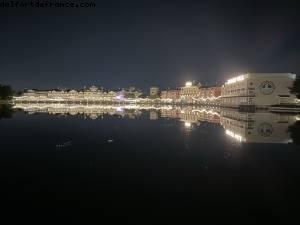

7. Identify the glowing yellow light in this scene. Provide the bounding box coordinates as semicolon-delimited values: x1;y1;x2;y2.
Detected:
185;81;192;87
185;122;191;127
226;75;245;85
225;129;244;142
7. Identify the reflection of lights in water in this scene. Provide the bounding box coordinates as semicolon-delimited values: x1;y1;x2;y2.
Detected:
192;96;221;101
13;104;173;111
89;114;98;120
225;129;244;142
185;122;191;127
192;109;220;116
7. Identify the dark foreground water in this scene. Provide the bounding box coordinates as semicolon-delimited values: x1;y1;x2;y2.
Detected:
1;105;300;224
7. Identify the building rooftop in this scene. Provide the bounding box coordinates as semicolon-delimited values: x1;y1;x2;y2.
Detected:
225;73;296;85
246;73;296;78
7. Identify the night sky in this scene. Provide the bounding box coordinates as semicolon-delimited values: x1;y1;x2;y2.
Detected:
1;0;300;91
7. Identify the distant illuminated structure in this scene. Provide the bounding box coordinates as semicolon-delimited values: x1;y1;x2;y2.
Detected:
12;72;298;108
185;81;192;87
180;81;201;103
160;89;180;102
14;86;143;103
160;84;221;104
177;81;221;104
115;95;124;100
221;73;297;109
150;87;159;98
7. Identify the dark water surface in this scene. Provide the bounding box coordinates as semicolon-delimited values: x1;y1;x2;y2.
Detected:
1;105;300;224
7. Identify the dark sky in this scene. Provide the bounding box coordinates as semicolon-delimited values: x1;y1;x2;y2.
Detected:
1;0;300;91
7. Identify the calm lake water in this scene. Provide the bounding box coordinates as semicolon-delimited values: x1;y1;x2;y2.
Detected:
1;104;300;224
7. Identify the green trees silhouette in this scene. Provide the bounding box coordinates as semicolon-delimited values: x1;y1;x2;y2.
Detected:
290;76;300;99
288;121;300;144
0;84;14;100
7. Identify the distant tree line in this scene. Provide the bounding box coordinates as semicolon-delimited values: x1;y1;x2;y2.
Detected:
0;84;14;100
289;121;300;144
290;76;300;99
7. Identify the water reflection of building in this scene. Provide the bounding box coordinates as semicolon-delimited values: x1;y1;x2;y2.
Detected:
149;111;158;120
159;107;299;144
14;104;143;120
13;103;300;144
221;110;298;143
160;107;221;124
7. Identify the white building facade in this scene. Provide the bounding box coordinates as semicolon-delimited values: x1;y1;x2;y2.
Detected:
221;73;297;109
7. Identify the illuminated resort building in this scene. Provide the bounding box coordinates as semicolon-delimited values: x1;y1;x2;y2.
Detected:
160;81;221;104
180;81;202;103
160;73;297;107
14;73;297;108
15;86;142;103
221;73;297;109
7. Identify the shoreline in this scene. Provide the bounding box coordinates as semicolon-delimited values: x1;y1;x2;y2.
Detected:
0;100;13;105
10;100;300;113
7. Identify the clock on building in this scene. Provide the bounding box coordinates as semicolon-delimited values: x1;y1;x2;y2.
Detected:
259;81;275;95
